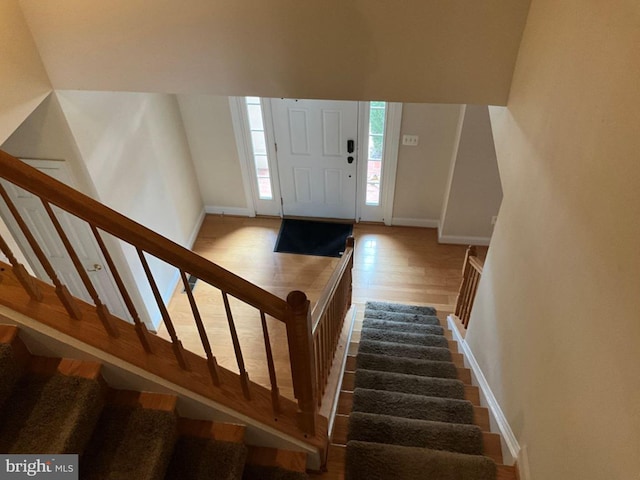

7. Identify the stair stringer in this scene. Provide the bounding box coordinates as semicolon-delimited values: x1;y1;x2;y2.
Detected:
0;304;324;470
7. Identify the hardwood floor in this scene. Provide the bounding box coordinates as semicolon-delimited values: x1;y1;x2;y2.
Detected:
158;215;482;404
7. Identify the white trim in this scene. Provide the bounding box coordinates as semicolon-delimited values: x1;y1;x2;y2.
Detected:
187;208;206;249
204;206;253;217
228;97;257;217
438;234;491;246
391;217;439;229
381;102;402;226
447;314;521;467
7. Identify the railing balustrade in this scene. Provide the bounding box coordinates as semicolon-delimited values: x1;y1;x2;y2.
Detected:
0;149;353;446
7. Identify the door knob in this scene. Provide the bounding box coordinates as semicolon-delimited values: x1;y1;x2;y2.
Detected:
87;264;103;272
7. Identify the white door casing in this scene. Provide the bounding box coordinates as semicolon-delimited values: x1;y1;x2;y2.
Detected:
0;159;129;320
271;99;358;220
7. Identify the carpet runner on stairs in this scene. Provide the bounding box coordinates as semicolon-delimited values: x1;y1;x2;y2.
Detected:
0;325;309;480
345;301;498;480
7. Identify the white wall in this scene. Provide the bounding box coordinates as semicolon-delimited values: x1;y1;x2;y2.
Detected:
392;103;462;226
439;105;502;244
0;0;51;144
57;91;204;329
0;94;151;325
468;1;640;478
177;95;248;212
19;0;530;105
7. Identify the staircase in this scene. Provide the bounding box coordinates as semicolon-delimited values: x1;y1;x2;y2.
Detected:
324;301;516;480
0;324;309;479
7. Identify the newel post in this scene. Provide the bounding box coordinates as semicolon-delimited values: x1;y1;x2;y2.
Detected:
286;290;317;436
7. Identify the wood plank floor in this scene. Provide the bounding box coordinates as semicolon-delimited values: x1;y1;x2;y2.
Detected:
158;215;483;403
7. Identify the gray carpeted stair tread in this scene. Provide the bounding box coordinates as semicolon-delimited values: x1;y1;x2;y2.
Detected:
365;301;437;316
361;327;449;349
362;318;445;336
165;437;247;480
358;339;452;362
352;388;475;425
364;309;441;325
356;352;458;379
242;465;308;480
0;373;103;454
345;440;496;480
82;405;177;480
0;343;21;409
355;369;465;399
348;411;484;455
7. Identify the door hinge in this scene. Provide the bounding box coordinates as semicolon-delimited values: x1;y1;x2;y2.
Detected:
275;142;278;152
280;197;284;206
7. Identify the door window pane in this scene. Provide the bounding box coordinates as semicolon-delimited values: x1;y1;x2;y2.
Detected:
366;102;386;206
245;98;273;200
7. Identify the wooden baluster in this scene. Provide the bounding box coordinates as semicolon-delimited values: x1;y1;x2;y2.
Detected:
286;290;317;435
221;291;251;399
0;184;82;320
137;248;189;370
0;232;42;301
42;202;119;337
91;225;152;352
180;270;220;386
455;245;476;317
259;311;280;413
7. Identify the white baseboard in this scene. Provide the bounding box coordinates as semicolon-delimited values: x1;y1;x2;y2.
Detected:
438;233;491;246
187;208;206;249
447;315;521;468
391;217;440;229
204;205;254;217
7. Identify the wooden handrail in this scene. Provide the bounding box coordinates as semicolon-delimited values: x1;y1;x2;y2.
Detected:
0;149;356;447
0;151;289;320
455;245;484;329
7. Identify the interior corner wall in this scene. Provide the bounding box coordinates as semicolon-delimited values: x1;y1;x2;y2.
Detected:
56;91;204;329
466;1;640;479
0;0;52;144
439;105;503;244
391;103;462;225
176;95;248;211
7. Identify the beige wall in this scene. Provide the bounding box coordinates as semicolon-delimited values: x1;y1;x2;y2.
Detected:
439;105;502;243
0;0;51;144
392;104;462;223
177;95;248;210
56;91;204;328
19;0;529;105
468;1;640;478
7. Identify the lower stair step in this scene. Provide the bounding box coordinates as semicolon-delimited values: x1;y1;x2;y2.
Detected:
355;352;458;379
166;437;248;480
362;318;445;336
361;327;449;349
352;387;475;425
243;447;308;480
365;301;436;316
358;339;452;362
345;440;496;480
347;412;484;456
364;309;441;325
354;369;465;399
81;397;177;479
0;371;104;454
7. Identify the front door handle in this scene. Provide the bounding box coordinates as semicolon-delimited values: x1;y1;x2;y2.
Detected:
347;139;355;154
86;263;103;272
347;156;354;164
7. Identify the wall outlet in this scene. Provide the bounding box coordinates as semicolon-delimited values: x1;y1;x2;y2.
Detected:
402;134;419;146
491;216;498;225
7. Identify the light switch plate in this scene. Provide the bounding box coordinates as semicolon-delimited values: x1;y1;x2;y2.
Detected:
402;135;419;146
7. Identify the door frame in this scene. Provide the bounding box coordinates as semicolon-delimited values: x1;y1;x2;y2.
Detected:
0;158;131;322
231;97;401;224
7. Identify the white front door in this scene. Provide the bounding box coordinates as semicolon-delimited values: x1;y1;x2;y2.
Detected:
0;159;129;320
271;99;358;220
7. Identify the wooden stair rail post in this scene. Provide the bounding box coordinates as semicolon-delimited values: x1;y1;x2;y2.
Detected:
455;245;477;317
0;183;82;320
0;232;42;301
286;290;317;436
